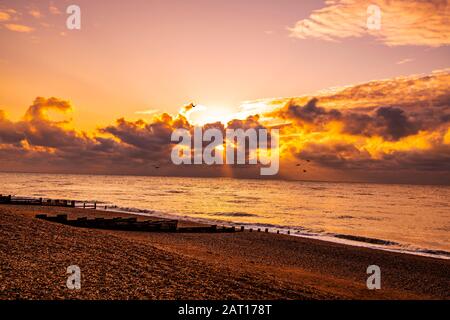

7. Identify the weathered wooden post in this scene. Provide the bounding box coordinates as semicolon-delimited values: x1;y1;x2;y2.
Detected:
94;202;97;209
56;214;68;222
76;217;88;226
240;226;244;232
287;230;290;235
265;228;269;233
83;202;86;209
257;228;261;232
277;230;280;234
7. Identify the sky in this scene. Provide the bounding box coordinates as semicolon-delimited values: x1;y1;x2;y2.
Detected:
0;0;449;184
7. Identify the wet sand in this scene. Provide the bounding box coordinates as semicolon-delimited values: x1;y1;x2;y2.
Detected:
1;204;449;300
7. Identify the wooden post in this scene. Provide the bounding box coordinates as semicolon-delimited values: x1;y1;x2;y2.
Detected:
56;214;68;222
265;228;269;233
287;230;290;235
240;226;244;232
94;202;97;209
249;228;253;232
83;202;86;209
257;228;261;232
277;230;280;234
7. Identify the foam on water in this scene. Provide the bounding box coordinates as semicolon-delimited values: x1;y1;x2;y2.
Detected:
2;172;449;259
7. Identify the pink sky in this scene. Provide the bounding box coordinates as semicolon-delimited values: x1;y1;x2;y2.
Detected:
1;0;449;131
0;1;449;183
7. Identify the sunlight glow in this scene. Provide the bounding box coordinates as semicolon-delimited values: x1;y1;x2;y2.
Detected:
185;104;237;125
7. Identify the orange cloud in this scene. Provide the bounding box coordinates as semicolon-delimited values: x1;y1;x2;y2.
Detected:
289;0;450;47
49;5;62;15
24;97;72;122
0;71;449;183
4;23;34;33
0;11;11;21
29;9;42;19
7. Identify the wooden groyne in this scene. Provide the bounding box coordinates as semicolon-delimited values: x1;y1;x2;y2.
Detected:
35;214;237;234
176;225;236;233
0;195;76;207
35;214;178;232
0;195;258;234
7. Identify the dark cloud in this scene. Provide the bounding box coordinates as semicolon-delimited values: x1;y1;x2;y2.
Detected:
296;141;450;175
278;98;342;127
275;93;450;141
0;70;449;183
296;142;373;170
0;110;25;144
101;118;173;151
227;115;265;130
343;106;421;141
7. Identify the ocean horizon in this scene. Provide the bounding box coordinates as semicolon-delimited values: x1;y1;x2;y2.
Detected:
2;171;449;259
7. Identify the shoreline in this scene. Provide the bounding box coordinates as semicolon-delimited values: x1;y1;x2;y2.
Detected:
4;194;450;260
3;170;450;187
100;206;450;260
1;204;449;299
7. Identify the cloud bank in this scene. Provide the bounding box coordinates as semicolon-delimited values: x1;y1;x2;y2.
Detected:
289;0;450;47
0;70;449;184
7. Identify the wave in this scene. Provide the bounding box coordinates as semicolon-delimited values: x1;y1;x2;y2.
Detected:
334;215;383;221
212;212;258;217
333;234;398;246
10;194;450;260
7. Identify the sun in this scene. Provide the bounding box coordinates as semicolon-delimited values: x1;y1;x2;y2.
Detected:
185;104;237;126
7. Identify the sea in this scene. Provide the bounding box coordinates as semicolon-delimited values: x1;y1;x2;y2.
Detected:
1;172;449;259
